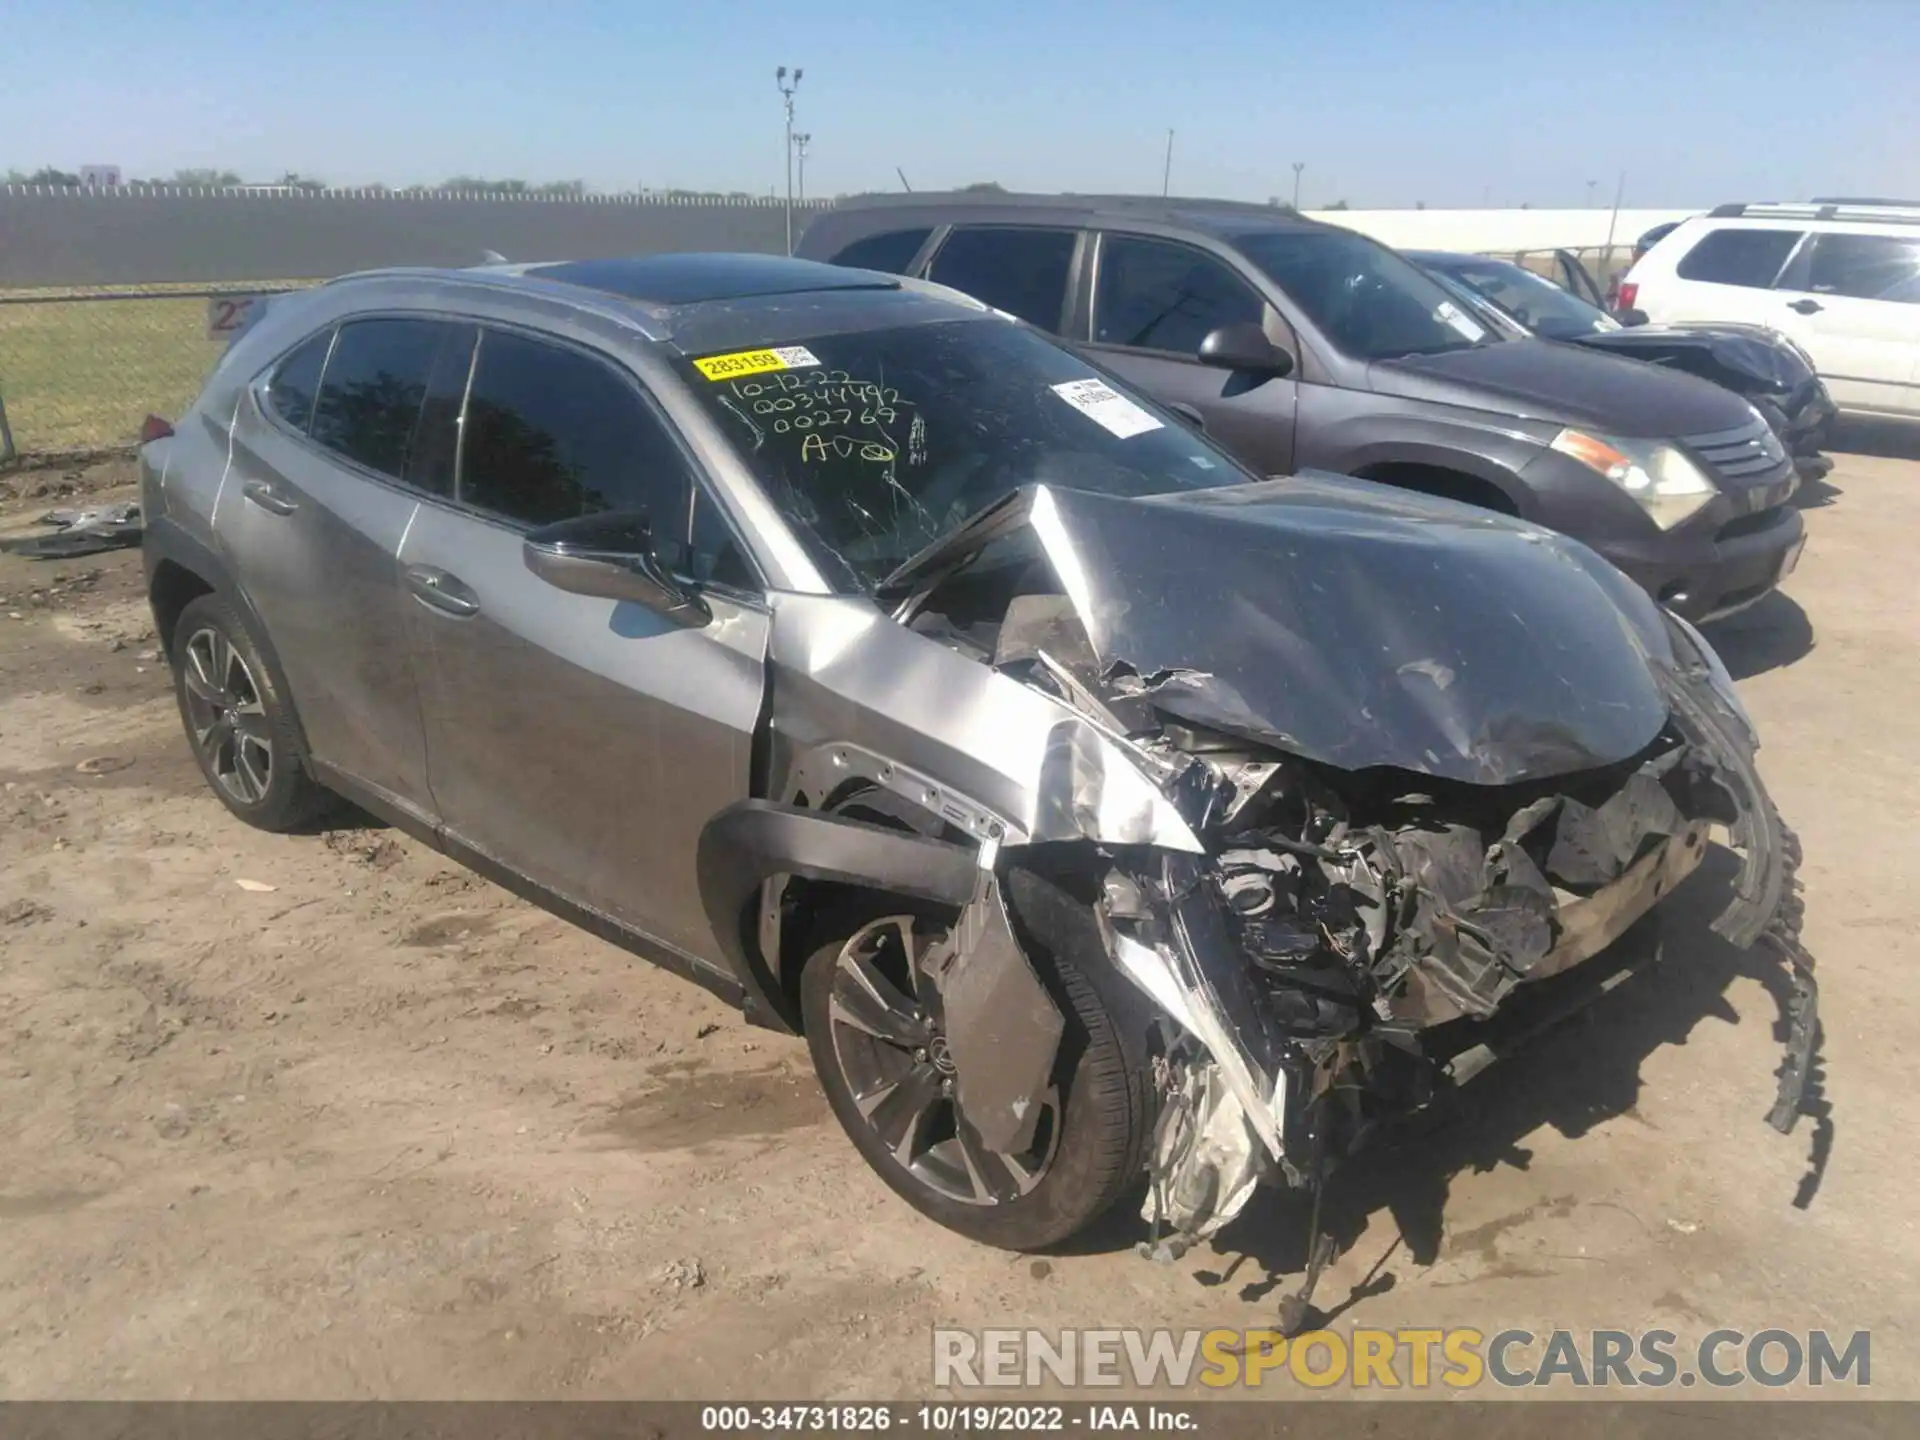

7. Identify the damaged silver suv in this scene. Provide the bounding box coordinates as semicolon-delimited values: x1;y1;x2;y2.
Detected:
142;254;1816;1315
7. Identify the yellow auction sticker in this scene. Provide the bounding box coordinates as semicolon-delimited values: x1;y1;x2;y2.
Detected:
692;345;822;381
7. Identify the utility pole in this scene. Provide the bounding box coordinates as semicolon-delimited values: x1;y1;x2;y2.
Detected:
794;133;812;204
1603;170;1627;254
1291;161;1305;210
1587;178;1598;208
1162;130;1175;197
776;65;804;254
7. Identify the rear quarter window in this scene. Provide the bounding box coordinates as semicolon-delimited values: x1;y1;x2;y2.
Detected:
1674;228;1803;288
264;329;333;434
830;228;933;275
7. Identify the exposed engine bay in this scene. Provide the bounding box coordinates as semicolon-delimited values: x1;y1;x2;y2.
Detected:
886;480;1819;1275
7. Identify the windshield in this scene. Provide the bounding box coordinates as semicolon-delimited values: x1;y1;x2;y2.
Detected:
1430;256;1620;341
679;318;1255;591
1235;230;1493;359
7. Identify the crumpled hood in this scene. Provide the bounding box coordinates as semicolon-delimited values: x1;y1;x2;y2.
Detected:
892;476;1679;787
1371;337;1754;437
1572;322;1812;392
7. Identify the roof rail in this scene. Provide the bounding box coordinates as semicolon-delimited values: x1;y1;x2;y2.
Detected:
1709;201;1920;225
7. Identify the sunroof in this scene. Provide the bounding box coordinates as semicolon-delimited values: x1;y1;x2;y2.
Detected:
526;253;898;306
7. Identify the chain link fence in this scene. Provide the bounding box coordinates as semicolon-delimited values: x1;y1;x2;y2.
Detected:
0;245;1643;467
0;282;313;463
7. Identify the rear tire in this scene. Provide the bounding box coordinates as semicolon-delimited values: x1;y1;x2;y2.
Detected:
799;873;1156;1251
170;593;332;832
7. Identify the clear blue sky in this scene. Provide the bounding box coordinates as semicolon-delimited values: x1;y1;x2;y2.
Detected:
5;0;1916;207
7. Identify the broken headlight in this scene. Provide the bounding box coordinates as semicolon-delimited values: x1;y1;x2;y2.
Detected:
1550;428;1716;531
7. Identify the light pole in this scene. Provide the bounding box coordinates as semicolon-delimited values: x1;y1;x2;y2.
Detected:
1291;161;1304;210
1162;130;1174;197
776;65;803;254
794;132;812;204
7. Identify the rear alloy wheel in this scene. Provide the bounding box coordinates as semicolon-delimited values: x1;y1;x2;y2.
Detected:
181;626;275;806
169;593;332;832
800;881;1155;1251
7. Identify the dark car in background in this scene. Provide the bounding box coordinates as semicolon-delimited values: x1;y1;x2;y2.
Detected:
801;193;1806;623
1412;249;1836;477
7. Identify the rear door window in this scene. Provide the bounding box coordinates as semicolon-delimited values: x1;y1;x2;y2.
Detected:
1674;228;1803;288
309;318;447;479
1796;233;1920;302
830;228;933;275
1093;234;1268;354
265;329;333;434
926;227;1077;331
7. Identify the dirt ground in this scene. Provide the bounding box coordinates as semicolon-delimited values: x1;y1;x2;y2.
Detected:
1;440;1916;1400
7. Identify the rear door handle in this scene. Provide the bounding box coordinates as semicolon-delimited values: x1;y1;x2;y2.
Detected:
1787;298;1824;315
241;478;297;516
404;564;480;617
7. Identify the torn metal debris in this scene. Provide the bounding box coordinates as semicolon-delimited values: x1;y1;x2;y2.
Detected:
2;502;144;558
872;479;1815;1266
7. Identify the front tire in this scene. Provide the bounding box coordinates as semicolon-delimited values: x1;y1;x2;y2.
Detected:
170;593;332;832
799;875;1156;1251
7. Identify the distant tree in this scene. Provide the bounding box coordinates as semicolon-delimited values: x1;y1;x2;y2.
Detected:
440;176;529;194
959;181;1007;193
280;171;326;192
1324;198;1350;211
26;167;81;186
5;168;28;183
172;167;242;186
1415;200;1427;210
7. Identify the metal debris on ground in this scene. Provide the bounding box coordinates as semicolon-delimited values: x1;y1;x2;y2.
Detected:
1;503;144;558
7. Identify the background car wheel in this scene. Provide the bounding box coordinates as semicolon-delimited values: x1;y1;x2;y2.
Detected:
799;872;1157;1251
170;593;332;832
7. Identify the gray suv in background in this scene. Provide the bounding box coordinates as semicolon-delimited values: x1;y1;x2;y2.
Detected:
141;253;1812;1319
800;194;1807;623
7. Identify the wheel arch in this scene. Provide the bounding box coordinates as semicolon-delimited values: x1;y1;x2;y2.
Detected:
143;515;312;759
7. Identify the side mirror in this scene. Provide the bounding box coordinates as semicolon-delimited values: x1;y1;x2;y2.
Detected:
1197;322;1294;377
1614;308;1650;328
522;511;710;628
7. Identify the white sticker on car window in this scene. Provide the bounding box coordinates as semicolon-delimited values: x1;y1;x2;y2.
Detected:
1433;301;1488;342
1050;378;1164;439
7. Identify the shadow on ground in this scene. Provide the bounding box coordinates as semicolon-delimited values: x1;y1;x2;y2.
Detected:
1793;466;1843;509
1831;416;1920;463
1705;589;1816;680
1095;847;1830;1320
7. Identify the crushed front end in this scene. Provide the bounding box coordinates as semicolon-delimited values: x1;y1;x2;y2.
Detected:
888;479;1817;1267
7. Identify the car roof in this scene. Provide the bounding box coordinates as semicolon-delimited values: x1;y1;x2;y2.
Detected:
1404;250;1513;268
811;190;1331;240
523;252;900;306
323;252;928;343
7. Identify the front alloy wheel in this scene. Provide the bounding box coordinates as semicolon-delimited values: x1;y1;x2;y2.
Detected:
801;874;1155;1252
823;916;1061;1206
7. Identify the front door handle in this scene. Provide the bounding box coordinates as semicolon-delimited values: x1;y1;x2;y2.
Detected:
404;564;480;618
1788;298;1824;315
241;479;297;516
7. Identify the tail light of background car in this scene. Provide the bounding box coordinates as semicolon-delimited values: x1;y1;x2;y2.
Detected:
139;415;174;444
1616;281;1639;312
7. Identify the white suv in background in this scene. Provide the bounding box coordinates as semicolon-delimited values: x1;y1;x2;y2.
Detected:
1620;202;1920;418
